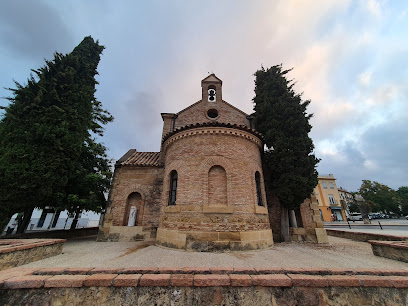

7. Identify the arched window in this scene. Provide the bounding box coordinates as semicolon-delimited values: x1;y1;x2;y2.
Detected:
208;165;227;206
255;171;263;206
168;170;178;205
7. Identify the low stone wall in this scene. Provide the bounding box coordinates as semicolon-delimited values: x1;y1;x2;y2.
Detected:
156;228;273;251
0;239;65;271
326;229;408;242
97;226;156;242
1;266;407;305
290;228;329;243
1;227;98;240
369;240;408;263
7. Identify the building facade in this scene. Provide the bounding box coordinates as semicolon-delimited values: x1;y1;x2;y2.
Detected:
338;187;354;218
314;174;346;222
98;74;327;249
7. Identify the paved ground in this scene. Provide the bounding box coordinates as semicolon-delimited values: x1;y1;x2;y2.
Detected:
326;228;408;236
20;235;408;270
324;219;408;236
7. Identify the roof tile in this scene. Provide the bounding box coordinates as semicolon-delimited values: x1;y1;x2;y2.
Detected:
120;151;160;167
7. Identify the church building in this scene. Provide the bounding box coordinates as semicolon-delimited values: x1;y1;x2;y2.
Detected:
98;74;327;250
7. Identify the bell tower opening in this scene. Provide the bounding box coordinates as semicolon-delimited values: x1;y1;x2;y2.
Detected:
201;74;222;103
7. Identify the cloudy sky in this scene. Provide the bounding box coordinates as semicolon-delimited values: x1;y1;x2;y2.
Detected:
0;0;407;192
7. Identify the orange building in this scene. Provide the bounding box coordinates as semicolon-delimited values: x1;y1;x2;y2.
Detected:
314;174;346;222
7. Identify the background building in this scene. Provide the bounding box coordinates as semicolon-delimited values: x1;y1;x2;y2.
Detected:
338;187;354;218
314;174;346;222
3;209;100;235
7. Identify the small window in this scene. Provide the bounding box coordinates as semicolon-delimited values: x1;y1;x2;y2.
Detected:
207;109;218;119
328;194;336;205
168;170;178;205
329;182;334;189
322;182;327;189
255;171;263;206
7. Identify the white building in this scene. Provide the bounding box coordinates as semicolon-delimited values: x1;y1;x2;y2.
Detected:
3;208;101;235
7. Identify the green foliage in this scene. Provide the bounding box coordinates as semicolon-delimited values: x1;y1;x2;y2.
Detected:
253;65;319;209
359;180;400;214
0;36;113;229
397;186;408;215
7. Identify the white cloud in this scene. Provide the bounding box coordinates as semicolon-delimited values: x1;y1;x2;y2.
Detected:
359;71;372;86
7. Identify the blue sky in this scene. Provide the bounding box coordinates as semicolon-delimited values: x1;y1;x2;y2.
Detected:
0;0;407;192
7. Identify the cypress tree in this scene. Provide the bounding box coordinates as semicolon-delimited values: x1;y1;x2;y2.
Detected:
253;65;319;241
0;36;113;233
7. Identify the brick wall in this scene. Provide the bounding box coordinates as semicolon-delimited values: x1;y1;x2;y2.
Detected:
208;166;227;206
173;100;250;131
159;126;270;233
103;166;163;228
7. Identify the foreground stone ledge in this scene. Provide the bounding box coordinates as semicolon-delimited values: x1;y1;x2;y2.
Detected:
44;275;87;288
251;274;291;287
4;275;50;289
359;275;394;287
194;275;230;286
122;267;158;274
0;239;66;271
229;275;252;286
83;274;118;287
170;274;194;286
2;267;408;291
288;274;329;287
369;240;408;263
325;275;361;287
139;274;170;286
113;274;141;287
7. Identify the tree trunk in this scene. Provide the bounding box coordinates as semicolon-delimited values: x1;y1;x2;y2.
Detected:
289;210;297;228
70;208;81;230
16;207;34;233
280;206;290;242
360;203;371;224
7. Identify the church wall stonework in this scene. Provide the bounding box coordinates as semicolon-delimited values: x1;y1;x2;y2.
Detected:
156;126;273;251
97;166;163;242
173;100;251;131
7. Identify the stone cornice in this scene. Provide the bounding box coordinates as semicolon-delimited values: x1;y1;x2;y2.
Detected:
162;123;263;151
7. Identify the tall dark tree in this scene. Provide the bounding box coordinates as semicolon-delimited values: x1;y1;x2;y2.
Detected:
253;65;319;241
397;186;408;215
0;36;113;233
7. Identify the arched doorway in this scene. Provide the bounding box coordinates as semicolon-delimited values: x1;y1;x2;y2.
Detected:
124;192;143;226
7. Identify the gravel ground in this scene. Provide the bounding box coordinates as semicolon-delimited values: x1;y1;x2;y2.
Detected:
21;236;408;269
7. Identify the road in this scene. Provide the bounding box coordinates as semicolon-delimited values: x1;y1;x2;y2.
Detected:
323;218;408;237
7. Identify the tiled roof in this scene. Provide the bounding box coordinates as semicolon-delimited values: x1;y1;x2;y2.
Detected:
117;150;160;167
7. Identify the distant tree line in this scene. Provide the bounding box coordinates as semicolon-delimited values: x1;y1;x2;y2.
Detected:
350;180;408;216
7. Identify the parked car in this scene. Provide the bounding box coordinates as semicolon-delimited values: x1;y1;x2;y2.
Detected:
369;213;381;219
347;213;363;221
406;215;408;220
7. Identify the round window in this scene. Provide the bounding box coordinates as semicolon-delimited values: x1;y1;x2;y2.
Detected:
207;109;218;119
